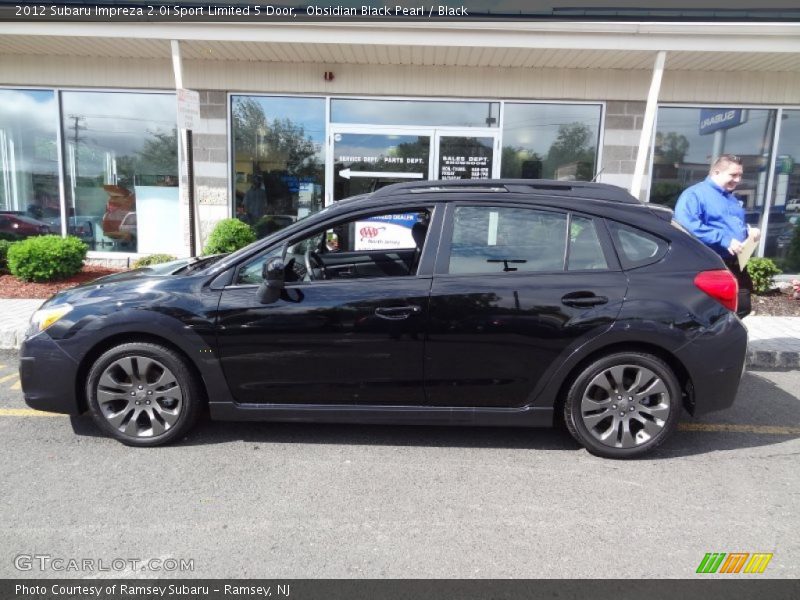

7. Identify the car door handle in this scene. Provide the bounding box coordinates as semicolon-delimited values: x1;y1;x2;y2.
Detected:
561;292;609;307
375;305;421;320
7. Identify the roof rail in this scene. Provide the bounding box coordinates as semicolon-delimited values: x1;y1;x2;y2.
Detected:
369;179;641;204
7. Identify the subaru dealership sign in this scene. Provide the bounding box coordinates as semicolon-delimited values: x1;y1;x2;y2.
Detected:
699;109;748;135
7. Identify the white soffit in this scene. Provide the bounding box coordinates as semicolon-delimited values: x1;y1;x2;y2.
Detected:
0;22;798;72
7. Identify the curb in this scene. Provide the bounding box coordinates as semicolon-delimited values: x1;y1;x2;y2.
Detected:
0;327;27;351
746;350;800;371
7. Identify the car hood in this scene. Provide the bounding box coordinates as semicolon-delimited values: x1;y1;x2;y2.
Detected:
43;270;192;310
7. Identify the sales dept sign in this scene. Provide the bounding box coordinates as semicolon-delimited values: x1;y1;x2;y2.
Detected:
699;108;747;135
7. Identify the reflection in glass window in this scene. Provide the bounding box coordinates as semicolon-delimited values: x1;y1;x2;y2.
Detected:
501;103;601;181
61;91;179;254
333;133;430;201
649;107;776;222
449;206;567;274
231;96;325;239
331;99;499;128
0;89;59;239
769;110;800;269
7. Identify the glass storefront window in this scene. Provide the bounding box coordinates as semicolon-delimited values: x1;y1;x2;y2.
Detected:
61;91;179;254
231;95;325;239
501;103;602;181
650;107;776;211
0;89;60;240
333;133;430;201
332;99;500;128
770;110;800;270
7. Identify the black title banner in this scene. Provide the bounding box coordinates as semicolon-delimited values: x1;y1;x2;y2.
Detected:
1;1;800;22
3;580;800;600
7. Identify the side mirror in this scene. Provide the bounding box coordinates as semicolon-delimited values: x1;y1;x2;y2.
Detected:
257;257;285;304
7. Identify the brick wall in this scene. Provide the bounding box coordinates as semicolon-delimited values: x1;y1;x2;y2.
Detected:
598;101;649;201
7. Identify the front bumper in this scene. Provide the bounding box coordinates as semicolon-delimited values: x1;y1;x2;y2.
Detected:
20;332;82;415
675;312;748;416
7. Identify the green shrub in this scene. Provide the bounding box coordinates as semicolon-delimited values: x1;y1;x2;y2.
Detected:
747;257;782;295
132;254;177;269
203;218;256;255
0;239;14;273
7;235;87;282
785;226;800;273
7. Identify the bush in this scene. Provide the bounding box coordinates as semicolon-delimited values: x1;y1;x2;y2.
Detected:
7;235;87;282
747;257;781;295
132;254;177;269
203;218;256;255
785;226;800;273
0;239;14;273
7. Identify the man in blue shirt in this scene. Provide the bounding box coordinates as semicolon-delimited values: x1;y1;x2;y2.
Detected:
675;154;760;317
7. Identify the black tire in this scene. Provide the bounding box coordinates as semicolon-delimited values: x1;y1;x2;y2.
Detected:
563;352;681;459
86;342;201;447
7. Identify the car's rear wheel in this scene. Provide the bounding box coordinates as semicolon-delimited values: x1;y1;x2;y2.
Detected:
564;352;681;459
86;342;200;446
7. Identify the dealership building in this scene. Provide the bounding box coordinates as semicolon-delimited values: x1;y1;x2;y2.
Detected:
1;13;799;266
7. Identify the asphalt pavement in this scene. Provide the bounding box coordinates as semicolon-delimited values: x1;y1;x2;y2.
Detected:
0;349;797;579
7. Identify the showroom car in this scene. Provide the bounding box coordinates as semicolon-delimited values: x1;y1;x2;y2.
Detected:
0;212;51;240
20;179;748;458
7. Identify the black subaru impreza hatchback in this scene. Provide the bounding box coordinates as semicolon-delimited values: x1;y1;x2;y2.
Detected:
20;180;747;458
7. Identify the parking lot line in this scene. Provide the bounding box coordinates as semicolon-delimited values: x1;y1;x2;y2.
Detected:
0;408;64;417
0;373;18;383
678;422;800;435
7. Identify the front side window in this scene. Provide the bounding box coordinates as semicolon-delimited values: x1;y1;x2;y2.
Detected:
448;206;567;274
238;209;431;284
61;91;179;254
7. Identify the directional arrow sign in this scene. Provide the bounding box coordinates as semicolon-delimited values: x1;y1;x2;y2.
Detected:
339;168;424;180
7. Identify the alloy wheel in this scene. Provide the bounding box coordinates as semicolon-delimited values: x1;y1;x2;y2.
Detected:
95;355;184;438
579;364;671;449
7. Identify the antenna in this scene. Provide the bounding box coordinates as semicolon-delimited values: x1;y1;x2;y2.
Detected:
591;167;605;183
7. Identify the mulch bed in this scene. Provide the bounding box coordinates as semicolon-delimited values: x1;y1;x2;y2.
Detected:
0;265;124;299
750;291;800;317
1;266;799;316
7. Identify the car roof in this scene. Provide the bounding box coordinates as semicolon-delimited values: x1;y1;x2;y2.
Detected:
320;179;654;221
371;179;642;204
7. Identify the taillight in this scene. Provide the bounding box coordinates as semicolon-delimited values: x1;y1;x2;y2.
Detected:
694;269;738;312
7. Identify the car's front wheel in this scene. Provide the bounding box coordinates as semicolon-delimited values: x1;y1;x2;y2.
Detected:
86;342;200;446
564;352;681;459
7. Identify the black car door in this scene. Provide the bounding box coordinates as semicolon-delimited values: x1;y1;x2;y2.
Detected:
214;206;440;406
424;202;628;408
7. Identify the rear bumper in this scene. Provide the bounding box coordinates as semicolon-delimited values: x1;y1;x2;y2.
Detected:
20;332;82;415
675;312;748;416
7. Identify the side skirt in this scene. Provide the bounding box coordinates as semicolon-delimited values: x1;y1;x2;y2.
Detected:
209;402;554;428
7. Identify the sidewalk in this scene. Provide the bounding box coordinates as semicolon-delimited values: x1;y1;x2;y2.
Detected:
0;298;798;370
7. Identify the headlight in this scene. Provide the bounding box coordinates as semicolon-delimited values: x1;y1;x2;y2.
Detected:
29;303;73;335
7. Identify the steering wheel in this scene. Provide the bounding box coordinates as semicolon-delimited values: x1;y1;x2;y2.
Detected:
304;247;325;281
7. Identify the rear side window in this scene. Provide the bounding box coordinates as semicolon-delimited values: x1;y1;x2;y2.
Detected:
568;216;608;271
607;221;668;269
448;206;567;274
